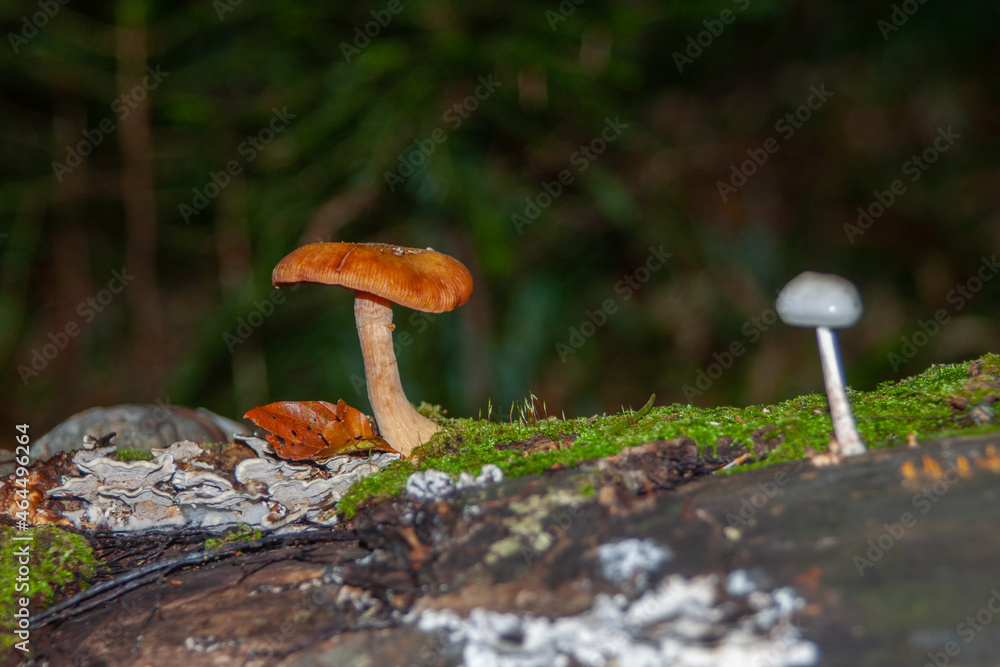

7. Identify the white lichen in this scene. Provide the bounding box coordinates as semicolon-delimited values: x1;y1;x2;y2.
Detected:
416;571;818;667
406;469;458;501
406;465;505;502
458;464;504;489
597;538;673;584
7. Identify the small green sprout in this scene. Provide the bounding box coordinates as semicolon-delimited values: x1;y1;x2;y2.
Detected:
204;523;262;550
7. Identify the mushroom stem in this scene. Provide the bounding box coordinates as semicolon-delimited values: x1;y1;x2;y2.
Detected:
354;292;440;457
815;327;865;457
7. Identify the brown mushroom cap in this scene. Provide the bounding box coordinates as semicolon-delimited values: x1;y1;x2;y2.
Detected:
272;242;473;313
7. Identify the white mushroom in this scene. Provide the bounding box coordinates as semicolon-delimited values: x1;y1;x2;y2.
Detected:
43;432;397;532
268;478;342;507
235;433;277;458
153;440;205;460
234;455;314;485
175;488;257;509
170;470;234;494
321;450;399;474
777;271;865;457
99;486;176;506
77;455;176;489
48;475;100;499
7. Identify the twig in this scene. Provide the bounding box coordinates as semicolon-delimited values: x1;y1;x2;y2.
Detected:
717;453;752;471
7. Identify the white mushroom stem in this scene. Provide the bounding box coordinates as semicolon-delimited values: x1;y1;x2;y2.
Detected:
354;292;440;458
815;327;865;457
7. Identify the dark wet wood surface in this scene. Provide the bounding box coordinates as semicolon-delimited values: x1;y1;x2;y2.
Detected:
12;433;1000;666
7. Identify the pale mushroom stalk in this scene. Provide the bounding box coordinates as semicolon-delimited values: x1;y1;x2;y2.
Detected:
815;327;865;457
355;293;440;457
777;271;866;458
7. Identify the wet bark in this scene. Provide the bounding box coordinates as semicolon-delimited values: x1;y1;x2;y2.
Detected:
14;433;1000;667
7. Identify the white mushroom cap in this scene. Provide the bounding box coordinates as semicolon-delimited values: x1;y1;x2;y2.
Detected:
776;271;862;329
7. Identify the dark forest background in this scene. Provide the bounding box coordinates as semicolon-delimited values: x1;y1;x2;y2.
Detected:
1;0;998;444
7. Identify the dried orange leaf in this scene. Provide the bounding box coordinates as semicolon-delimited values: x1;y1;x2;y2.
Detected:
244;400;395;460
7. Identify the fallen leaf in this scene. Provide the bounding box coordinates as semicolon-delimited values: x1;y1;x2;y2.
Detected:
244;400;396;460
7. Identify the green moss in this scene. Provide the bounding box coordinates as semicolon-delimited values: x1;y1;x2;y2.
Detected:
336;356;1000;518
114;447;156;462
416;402;448;420
0;525;99;648
204;522;262;550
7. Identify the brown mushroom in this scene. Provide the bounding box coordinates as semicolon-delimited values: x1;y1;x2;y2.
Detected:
272;242;473;457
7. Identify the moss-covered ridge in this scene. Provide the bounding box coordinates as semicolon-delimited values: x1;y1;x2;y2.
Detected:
0;525;99;649
337;355;1000;518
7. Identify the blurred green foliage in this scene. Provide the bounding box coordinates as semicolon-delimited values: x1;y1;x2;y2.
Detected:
1;0;998;440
